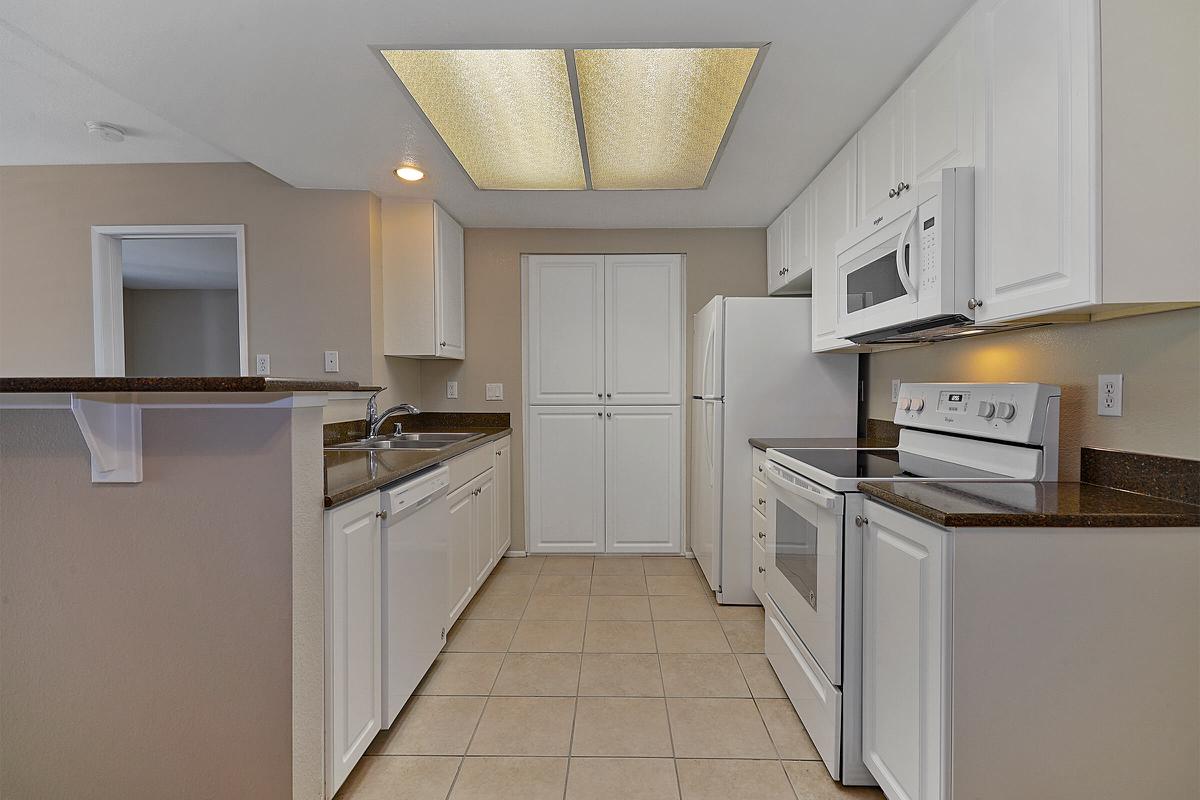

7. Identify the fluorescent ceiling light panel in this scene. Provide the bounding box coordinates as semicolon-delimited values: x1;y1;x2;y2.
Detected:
574;47;760;189
381;49;586;190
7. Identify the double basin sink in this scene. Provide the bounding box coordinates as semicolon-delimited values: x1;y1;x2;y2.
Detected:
327;431;482;452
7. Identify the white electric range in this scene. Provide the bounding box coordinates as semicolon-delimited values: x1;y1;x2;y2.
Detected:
760;382;1061;785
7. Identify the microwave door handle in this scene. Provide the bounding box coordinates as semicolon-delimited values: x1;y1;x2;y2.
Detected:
895;208;919;302
764;464;838;511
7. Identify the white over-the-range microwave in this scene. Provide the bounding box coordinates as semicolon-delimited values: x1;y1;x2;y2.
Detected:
834;167;976;344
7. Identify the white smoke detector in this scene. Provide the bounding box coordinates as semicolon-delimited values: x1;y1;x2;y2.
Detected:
85;121;126;142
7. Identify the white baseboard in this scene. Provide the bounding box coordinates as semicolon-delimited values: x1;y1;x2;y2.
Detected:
503;550;528;558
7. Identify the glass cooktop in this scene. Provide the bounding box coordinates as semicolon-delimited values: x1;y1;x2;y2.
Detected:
772;448;1008;481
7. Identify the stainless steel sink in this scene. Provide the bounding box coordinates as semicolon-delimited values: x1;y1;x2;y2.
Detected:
395;432;481;443
326;432;482;451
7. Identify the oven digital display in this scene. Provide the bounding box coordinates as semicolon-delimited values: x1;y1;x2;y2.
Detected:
937;390;971;413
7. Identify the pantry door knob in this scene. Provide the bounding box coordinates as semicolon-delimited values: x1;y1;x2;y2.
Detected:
967;298;983;310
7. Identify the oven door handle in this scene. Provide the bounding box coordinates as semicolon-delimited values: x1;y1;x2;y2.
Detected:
764;463;842;511
895;208;919;302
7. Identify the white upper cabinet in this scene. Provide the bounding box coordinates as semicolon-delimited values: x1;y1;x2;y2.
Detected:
767;191;814;295
382;200;466;359
526;255;605;404
972;0;1099;322
604;405;682;553
811;136;860;352
605;254;683;405
766;210;789;294
858;91;912;226
905;8;977;185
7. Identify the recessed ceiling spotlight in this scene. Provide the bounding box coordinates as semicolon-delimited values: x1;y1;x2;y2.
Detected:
395;165;425;181
85;121;126;142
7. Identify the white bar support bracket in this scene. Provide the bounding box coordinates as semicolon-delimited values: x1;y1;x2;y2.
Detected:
69;394;143;483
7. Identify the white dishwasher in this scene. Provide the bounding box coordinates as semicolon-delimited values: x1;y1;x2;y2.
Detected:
380;466;450;725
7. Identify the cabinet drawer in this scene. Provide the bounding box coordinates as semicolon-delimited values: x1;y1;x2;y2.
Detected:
752;536;767;602
752;448;767;479
765;595;842;780
752;508;768;547
752;476;769;514
447;443;493;491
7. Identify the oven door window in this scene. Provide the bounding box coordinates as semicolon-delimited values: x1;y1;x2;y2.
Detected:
846;246;907;314
775;500;819;611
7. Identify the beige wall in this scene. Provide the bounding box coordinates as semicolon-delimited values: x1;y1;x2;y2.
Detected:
0;163;376;383
866;307;1200;479
123;287;240;376
419;227;767;549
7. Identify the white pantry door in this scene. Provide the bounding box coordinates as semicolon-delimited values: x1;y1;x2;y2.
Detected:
604;254;683;405
605;405;682;553
526;255;605;404
527;405;606;553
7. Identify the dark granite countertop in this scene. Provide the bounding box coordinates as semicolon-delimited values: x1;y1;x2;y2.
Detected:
0;376;381;393
750;436;898;450
859;480;1200;528
324;426;511;507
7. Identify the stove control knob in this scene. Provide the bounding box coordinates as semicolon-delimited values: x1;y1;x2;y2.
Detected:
898;397;911;411
977;401;996;419
911;397;925;412
996;401;1016;421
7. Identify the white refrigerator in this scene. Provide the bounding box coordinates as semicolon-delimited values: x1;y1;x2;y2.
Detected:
690;296;858;604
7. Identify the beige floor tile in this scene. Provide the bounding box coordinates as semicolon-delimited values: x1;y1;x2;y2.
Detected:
336;755;461;800
716;603;766;622
653;621;731;653
722;620;765;653
649;595;717;620
571;697;673;757
478;572;538;597
523;594;590;621
659;654;751;698
642;557;696;576
586;595;651;621
494;556;545;575
415;653;504;695
564;757;679;800
368;696;486;755
540;557;596;575
736;653;787;699
577;654;664;697
758;698;821;760
583;620;657;653
589;574;648;595
491;653;582;696
449;756;568;800
461;591;528;620
646;575;707;596
467;697;576;756
783;761;887;798
676;758;797;800
445;619;518;652
666;698;777;758
533;574;592;595
591;557;646;576
509;620;586;652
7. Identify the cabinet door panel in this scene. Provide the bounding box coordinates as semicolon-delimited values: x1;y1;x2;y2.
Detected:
906;10;976;184
604;406;681;553
862;501;949;800
527;255;605;404
434;203;465;359
325;493;382;796
605;255;682;405
472;471;496;585
974;0;1098;321
782;189;813;291
493;439;512;560
858;92;911;225
766;212;788;294
527;406;605;553
446;482;475;625
812;137;859;352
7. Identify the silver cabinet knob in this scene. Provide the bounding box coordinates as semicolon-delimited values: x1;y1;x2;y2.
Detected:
606;412;612;418
888;187;898;198
606;393;612;398
967;298;983;310
597;393;602;398
758;566;766;574
757;531;766;539
758;497;766;505
440;340;447;347
597;412;602;417
376;510;388;520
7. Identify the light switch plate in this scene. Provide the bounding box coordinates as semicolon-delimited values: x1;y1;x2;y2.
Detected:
323;351;339;373
485;383;504;401
1098;374;1123;416
255;354;270;376
446;381;459;399
891;379;902;403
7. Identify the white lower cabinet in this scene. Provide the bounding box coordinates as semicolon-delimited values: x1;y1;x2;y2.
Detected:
324;491;383;798
862;499;950;800
472;470;496;585
493;437;512;560
446;479;476;626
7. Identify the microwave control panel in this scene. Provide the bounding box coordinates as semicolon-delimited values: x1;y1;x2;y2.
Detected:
894;382;1062;444
920;213;939;292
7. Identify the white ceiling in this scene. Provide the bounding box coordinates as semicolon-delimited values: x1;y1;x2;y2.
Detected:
0;0;973;227
121;238;239;290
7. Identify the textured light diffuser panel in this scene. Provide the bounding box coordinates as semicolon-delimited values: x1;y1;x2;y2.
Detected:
381;49;586;190
574;47;759;189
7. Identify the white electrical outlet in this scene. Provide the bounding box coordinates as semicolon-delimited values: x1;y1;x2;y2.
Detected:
485;383;504;401
446;381;459;399
891;379;902;403
323;351;339;373
1098;374;1123;416
255;354;270;376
